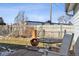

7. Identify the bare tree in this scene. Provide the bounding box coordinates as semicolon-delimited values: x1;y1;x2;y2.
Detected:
58;15;72;24
14;11;28;24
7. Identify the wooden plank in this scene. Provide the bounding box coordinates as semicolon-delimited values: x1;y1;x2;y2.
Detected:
74;37;79;56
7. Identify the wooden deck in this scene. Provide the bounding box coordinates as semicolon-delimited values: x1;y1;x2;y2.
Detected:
0;37;61;48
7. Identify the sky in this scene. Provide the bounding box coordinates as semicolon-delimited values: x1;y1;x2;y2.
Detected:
0;3;65;24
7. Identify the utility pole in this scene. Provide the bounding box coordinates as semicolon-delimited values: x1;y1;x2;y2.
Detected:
50;3;52;24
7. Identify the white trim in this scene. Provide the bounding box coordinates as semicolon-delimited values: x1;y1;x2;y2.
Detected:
70;10;79;46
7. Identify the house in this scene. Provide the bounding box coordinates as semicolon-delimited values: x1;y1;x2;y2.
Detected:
0;17;6;36
65;3;79;47
26;21;73;38
0;17;6;25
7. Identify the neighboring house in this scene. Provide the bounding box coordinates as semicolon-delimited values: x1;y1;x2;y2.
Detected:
0;17;7;36
0;17;6;25
65;3;79;47
26;21;73;38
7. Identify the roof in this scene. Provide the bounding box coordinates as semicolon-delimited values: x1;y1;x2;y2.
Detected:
0;17;6;25
65;3;76;12
26;21;73;25
65;3;79;16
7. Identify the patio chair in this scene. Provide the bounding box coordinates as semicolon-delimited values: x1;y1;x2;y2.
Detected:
41;33;74;56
